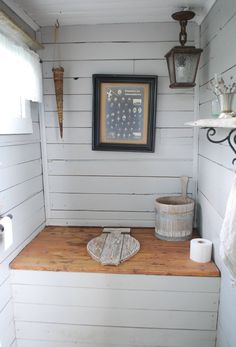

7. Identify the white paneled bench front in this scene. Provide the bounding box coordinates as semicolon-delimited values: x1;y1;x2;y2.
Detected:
10;227;220;347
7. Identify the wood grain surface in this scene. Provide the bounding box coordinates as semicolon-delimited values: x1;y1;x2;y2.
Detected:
10;227;220;277
87;229;140;265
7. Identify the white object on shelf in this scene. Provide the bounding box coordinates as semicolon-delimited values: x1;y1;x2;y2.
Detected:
211;99;220;117
190;238;213;263
186;118;236;128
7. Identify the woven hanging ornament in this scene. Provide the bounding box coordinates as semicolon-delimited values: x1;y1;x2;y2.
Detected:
52;20;64;138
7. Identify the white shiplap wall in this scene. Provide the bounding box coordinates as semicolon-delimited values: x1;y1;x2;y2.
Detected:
0;103;45;347
39;22;196;227
198;0;236;346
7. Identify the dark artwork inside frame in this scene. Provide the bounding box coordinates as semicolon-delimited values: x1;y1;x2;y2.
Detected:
105;85;145;141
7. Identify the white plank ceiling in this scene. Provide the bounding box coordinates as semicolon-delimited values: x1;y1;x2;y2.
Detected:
7;0;215;26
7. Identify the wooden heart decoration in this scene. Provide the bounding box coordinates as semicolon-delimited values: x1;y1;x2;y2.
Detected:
87;228;140;266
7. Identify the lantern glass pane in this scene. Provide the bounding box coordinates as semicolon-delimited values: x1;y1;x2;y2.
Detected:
174;53;198;83
167;55;175;84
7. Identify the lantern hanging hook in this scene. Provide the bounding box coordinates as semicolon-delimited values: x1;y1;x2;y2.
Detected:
171;10;195;47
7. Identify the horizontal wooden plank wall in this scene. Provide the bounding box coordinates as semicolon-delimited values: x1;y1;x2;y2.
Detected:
0;103;46;347
198;1;236;346
39;22;196;227
11;270;219;347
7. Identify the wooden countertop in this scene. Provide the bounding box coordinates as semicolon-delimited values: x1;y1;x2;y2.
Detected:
10;227;220;277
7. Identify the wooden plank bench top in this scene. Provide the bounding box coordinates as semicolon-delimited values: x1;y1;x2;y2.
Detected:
10;227;220;277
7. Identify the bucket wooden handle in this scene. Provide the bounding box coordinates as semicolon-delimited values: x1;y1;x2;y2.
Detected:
181;176;189;197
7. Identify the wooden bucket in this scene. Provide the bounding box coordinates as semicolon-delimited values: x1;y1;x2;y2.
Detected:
154;177;194;241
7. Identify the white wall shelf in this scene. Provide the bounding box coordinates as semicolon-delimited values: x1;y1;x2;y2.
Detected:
186;118;236;165
186;118;236;128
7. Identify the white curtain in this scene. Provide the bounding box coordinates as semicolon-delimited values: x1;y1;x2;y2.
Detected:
0;31;42;123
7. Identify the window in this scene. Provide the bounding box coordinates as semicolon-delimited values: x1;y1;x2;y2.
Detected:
0;31;42;134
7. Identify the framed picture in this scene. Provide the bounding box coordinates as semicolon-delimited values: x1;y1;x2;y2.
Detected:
92;74;158;152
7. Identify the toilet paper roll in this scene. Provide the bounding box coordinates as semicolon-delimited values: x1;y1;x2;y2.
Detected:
190;238;212;263
0;216;13;251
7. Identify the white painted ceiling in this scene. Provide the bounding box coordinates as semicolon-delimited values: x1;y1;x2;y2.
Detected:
5;0;215;27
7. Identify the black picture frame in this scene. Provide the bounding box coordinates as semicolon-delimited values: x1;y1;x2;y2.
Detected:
92;74;158;152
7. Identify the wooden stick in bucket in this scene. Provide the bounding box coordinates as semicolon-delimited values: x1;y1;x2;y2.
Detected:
181;176;189;199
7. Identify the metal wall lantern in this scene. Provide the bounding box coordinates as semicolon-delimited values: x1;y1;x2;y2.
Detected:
165;10;203;88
